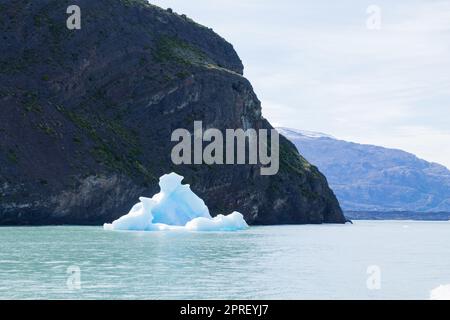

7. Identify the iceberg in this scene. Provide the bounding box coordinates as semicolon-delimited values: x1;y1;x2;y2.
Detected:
430;284;450;300
104;172;249;232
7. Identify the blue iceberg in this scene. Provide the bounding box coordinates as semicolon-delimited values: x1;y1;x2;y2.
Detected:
104;172;249;232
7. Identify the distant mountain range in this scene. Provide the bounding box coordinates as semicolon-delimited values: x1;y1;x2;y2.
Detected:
278;128;450;217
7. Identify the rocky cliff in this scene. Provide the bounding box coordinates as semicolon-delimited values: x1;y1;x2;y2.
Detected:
0;0;345;225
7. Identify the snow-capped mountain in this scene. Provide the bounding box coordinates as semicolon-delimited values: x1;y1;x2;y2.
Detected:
278;128;450;213
277;128;335;140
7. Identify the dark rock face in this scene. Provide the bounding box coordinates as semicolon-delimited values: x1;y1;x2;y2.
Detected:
0;0;345;225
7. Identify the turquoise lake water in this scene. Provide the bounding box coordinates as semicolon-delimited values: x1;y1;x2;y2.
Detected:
0;220;449;299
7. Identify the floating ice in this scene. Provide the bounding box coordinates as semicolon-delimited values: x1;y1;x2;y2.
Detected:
430;284;450;300
104;172;249;232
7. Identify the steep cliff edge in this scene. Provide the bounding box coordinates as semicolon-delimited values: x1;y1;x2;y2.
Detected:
0;0;345;225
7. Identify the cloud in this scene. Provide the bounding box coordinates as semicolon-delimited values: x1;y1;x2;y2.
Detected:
150;0;450;168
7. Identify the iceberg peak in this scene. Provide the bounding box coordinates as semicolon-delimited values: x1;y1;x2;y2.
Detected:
104;172;248;232
159;172;185;194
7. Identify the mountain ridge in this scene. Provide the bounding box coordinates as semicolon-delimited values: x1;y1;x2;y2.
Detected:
278;127;450;213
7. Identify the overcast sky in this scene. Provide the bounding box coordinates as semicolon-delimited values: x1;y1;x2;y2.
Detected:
150;0;450;168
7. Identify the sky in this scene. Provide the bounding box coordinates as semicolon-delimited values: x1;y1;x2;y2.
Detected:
150;0;450;168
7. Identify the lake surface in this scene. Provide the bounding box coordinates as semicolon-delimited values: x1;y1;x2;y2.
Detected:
0;220;449;299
